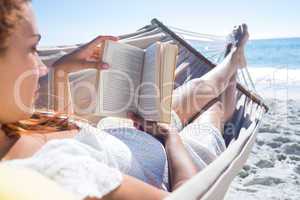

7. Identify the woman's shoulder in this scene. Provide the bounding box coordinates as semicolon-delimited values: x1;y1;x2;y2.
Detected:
2;129;78;161
3;135;124;200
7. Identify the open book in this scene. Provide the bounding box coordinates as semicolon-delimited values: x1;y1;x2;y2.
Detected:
92;41;178;123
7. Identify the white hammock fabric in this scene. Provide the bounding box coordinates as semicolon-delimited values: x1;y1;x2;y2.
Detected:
37;19;268;200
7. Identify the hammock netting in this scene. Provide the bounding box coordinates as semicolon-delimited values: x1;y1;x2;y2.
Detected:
37;19;268;200
119;19;268;145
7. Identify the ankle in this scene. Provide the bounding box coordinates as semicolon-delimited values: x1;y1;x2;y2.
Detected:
230;49;241;65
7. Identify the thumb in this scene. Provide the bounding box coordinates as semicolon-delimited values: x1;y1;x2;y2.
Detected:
79;60;110;70
81;35;118;52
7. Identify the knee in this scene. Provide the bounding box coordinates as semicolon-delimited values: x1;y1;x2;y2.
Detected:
191;79;220;98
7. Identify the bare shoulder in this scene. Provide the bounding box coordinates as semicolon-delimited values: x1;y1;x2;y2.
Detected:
3;129;79;160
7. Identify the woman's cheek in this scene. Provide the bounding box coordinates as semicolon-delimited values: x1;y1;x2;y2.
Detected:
15;55;39;114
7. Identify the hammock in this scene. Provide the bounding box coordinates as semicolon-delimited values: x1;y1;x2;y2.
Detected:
37;19;268;200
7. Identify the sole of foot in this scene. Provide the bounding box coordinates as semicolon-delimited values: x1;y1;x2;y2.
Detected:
235;24;249;69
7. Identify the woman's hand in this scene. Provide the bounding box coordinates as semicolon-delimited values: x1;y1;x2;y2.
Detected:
53;35;118;72
127;112;178;142
128;112;198;191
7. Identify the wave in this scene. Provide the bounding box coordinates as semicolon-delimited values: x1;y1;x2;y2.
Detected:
248;66;300;100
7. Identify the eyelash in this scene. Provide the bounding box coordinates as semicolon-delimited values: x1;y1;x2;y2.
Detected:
32;46;38;53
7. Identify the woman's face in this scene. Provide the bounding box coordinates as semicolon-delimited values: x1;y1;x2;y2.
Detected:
0;2;47;124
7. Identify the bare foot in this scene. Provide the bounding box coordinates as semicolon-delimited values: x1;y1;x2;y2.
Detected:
239;24;249;47
237;24;249;68
238;48;247;68
229;24;249;68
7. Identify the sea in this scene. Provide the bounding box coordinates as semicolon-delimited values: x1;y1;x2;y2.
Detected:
246;37;300;69
192;37;300;100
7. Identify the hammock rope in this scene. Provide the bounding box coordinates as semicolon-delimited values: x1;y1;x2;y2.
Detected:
36;19;269;200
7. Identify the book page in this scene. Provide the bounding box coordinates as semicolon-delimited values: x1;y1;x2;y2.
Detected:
138;43;161;121
160;44;178;123
122;33;165;49
97;41;145;118
69;69;98;115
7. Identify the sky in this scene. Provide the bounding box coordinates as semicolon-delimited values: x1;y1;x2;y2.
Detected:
32;0;300;46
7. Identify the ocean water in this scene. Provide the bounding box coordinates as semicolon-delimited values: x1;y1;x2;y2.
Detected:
191;37;300;69
191;37;300;99
246;38;300;99
246;37;300;69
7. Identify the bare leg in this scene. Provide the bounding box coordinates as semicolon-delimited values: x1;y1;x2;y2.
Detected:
216;24;250;123
217;24;245;123
192;100;225;132
180;73;237;137
172;23;250;126
172;48;241;125
220;73;237;123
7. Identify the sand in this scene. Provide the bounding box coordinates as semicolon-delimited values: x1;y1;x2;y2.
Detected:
225;98;300;200
225;67;300;199
247;67;300;100
39;45;299;199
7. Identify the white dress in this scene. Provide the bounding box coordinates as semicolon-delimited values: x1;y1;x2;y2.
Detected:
3;122;168;200
3;112;226;200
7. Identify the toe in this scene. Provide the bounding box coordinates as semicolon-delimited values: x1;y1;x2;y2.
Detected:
242;24;248;32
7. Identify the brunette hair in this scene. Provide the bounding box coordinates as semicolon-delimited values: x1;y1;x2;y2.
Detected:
0;0;31;54
2;111;79;137
0;0;79;136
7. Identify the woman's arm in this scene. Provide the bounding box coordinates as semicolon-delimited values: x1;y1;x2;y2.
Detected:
127;112;198;191
164;134;198;190
94;175;169;200
0;165;167;200
51;36;117;114
0;131;19;160
53;66;73;114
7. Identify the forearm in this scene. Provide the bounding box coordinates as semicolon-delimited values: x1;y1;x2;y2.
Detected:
49;35;117;114
0;132;19;160
53;64;74;114
102;175;169;200
164;135;198;191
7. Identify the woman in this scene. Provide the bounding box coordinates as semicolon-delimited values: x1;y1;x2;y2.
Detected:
0;0;249;199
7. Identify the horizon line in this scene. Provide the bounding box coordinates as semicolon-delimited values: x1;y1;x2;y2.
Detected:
39;35;300;47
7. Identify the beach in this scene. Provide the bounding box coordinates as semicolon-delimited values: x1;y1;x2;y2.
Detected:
248;67;300;100
225;66;300;200
39;37;300;199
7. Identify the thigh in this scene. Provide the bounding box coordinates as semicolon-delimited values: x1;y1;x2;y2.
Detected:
178;104;226;165
172;79;220;125
193;101;225;132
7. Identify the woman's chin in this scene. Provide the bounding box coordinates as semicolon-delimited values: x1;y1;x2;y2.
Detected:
2;112;32;124
15;108;35;122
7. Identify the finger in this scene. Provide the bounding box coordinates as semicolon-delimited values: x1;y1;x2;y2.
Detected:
82;35;118;51
156;124;170;135
78;60;110;70
127;112;151;131
133;122;144;131
242;23;248;34
238;25;242;33
142;121;158;135
91;46;102;60
127;112;144;124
